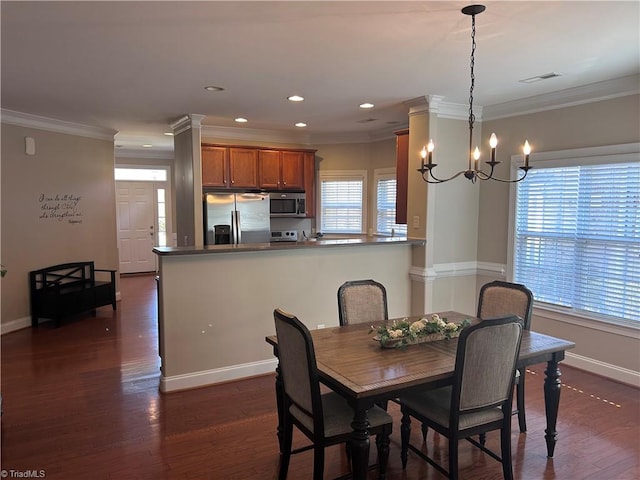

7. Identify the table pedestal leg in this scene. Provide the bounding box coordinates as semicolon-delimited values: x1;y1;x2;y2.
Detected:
349;408;370;480
544;356;562;457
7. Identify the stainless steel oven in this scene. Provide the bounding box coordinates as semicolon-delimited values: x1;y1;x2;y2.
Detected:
269;192;306;217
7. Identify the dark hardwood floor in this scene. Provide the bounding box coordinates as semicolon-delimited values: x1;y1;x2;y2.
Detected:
1;274;638;479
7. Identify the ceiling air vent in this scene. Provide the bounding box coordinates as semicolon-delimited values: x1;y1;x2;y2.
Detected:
356;118;378;124
519;72;563;84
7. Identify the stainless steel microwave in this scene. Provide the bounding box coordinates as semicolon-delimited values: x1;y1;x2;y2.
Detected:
269;192;306;217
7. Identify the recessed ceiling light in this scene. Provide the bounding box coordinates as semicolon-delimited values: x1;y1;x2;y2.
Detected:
204;85;225;91
163;132;174;136
359;102;375;109
142;144;153;148
288;95;304;102
295;122;307;128
235;117;248;123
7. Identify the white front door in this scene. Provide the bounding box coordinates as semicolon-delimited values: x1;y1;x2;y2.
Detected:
117;181;156;273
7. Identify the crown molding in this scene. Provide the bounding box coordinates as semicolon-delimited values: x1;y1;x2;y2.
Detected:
1;109;117;140
171;114;206;135
438;101;481;121
201;124;312;145
483;74;640;121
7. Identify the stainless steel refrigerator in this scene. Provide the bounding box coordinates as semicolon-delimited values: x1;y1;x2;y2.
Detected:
203;192;270;245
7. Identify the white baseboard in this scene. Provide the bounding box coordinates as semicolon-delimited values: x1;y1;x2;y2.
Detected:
564;352;640;387
1;316;33;334
1;292;122;335
160;358;278;393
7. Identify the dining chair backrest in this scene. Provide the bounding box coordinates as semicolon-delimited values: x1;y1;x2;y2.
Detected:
273;308;323;436
453;316;523;414
477;281;533;330
337;279;388;326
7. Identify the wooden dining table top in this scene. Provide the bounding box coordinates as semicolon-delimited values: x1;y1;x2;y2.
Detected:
266;311;576;402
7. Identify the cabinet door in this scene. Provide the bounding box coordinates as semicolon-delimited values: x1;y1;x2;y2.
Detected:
303;152;316;218
202;146;228;188
280;151;305;190
395;130;409;225
229;148;259;188
259;150;281;189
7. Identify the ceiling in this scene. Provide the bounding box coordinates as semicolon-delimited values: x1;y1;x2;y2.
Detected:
2;1;639;155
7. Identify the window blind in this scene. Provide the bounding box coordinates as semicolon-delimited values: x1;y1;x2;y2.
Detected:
320;179;364;233
376;178;407;235
514;162;640;322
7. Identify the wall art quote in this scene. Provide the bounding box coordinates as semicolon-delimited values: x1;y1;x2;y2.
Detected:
38;193;84;224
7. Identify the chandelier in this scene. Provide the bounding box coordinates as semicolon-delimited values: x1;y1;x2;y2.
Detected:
417;4;532;184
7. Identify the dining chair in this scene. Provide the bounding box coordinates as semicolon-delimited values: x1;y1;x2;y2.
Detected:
273;308;393;480
399;316;524;480
337;279;388;326
477;280;533;434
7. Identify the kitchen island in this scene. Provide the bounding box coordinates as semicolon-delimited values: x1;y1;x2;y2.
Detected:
154;235;423;392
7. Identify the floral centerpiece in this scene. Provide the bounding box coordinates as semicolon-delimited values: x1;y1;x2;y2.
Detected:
370;314;471;348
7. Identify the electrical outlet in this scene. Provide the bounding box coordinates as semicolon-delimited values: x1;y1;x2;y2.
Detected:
413;215;420;228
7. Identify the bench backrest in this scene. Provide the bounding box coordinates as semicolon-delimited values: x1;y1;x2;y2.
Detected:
30;262;96;290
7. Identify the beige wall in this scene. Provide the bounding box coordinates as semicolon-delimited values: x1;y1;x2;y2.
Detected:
1;123;119;328
314;138;397;233
477;95;640;378
478;95;640;265
157;243;413;391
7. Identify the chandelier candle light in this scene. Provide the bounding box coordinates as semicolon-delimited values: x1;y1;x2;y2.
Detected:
417;4;532;184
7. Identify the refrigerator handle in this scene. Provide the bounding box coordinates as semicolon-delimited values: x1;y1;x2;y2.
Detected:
232;210;241;244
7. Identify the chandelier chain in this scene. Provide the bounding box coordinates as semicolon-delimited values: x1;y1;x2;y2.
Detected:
468;13;476;133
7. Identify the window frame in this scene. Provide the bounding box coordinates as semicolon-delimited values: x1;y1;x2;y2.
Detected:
507;142;640;332
318;170;367;234
373;167;407;236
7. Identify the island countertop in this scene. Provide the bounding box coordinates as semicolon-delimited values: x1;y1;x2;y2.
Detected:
153;235;424;256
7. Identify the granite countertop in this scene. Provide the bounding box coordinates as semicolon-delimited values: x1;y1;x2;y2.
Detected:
153;235;424;256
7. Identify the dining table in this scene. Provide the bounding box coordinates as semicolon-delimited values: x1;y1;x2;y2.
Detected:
265;311;575;480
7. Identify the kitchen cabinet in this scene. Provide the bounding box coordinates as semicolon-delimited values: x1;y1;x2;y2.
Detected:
395;129;409;225
201;143;316;215
229;148;259;188
259;150;304;190
303;152;316;218
202;146;228;188
202;146;259;188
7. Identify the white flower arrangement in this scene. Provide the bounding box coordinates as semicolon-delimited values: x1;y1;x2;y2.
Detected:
371;314;471;348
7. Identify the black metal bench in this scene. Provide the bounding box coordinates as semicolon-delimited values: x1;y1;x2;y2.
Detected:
29;261;117;327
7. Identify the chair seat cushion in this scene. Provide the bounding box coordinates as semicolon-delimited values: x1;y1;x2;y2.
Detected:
400;386;503;431
290;391;392;439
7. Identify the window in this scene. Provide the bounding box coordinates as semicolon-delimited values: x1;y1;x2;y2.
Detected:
375;169;407;236
114;168;167;181
319;171;366;234
513;145;639;324
157;189;167;247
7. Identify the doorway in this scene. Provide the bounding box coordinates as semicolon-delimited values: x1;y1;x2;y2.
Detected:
115;167;171;274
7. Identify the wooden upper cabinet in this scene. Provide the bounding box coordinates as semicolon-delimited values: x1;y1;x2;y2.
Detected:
202;146;228;188
259;150;305;190
303;152;316;218
395;129;409;225
280;151;304;190
229;148;259;188
258;150;281;189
